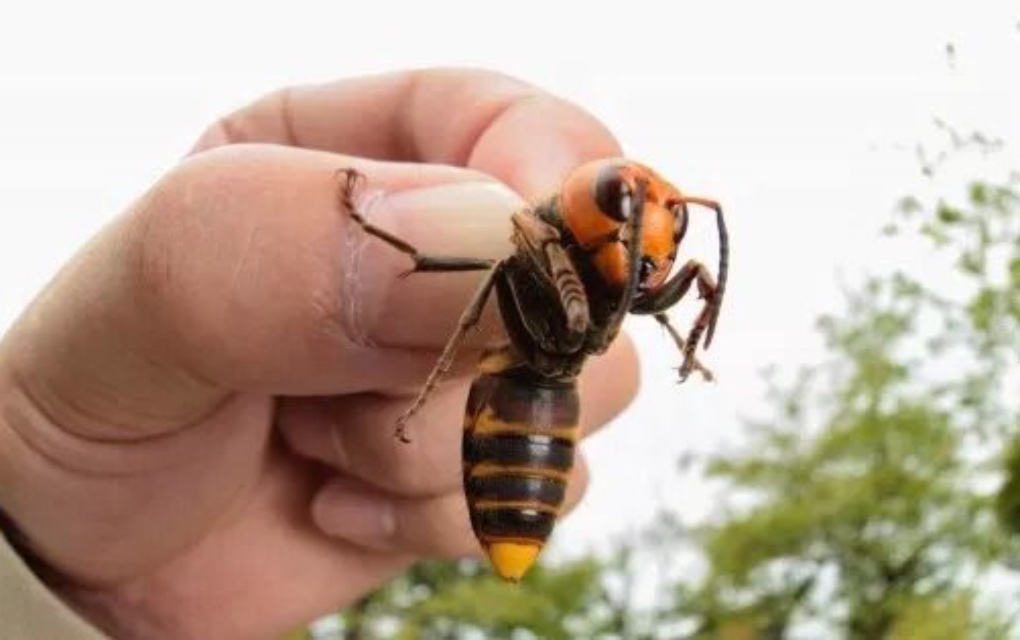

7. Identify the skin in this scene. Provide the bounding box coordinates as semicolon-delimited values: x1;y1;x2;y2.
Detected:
0;69;639;639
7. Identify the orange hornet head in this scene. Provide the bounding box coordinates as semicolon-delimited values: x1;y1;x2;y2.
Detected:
560;159;688;292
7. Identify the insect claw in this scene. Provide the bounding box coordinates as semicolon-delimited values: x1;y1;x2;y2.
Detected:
335;168;366;210
398;257;432;279
672;361;690;379
677;365;694;383
675;357;716;383
394;423;413;444
394;408;417;443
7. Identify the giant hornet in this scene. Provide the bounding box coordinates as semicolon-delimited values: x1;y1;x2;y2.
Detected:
337;159;728;582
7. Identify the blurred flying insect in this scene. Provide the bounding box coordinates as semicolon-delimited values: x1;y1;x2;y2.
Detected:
337;159;728;582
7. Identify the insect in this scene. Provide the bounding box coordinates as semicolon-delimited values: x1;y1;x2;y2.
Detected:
337;159;728;582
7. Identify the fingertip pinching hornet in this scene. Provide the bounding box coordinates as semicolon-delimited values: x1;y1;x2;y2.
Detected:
337;159;728;582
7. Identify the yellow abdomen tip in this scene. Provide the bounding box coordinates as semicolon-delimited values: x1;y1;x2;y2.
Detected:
488;542;542;582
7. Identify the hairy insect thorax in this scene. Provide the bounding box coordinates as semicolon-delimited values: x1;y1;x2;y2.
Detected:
533;197;627;330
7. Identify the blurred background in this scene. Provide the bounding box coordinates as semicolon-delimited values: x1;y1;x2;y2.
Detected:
3;1;1020;638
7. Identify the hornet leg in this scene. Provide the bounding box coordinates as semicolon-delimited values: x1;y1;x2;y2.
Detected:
653;312;714;382
337;168;501;442
337;168;496;274
632;260;718;381
394;263;503;443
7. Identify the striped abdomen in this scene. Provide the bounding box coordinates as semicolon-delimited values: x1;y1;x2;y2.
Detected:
462;368;580;582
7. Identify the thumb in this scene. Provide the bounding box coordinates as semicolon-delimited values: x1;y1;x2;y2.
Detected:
0;144;523;440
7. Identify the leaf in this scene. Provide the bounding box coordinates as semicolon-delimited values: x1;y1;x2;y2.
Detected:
937;203;964;224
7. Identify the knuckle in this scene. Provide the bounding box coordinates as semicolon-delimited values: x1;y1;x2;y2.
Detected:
413;66;538;94
127;148;253;315
193;86;295;149
379;442;459;496
327;413;460;497
127;166;196;321
305;283;352;351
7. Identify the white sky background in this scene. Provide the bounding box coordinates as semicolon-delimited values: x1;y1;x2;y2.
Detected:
1;0;1019;562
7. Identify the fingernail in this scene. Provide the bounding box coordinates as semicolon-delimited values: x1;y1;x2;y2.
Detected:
373;181;522;258
344;181;523;348
312;480;397;548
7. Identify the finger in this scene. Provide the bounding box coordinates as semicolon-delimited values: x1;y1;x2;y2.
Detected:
279;334;639;497
0;145;526;437
279;377;470;497
57;449;420;639
191;68;622;199
311;456;590;558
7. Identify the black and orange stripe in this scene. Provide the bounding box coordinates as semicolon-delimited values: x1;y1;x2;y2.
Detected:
462;364;580;564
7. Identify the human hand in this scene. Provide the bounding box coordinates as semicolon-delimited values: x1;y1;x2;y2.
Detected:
0;69;638;639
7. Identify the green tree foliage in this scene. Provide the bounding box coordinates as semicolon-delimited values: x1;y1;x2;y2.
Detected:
669;133;1020;639
299;132;1020;639
675;280;1015;637
329;558;615;639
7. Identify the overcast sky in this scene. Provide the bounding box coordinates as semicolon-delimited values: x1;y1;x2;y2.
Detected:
1;1;1019;558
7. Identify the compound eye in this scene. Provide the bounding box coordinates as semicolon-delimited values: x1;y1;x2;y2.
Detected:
671;201;689;241
592;164;632;222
